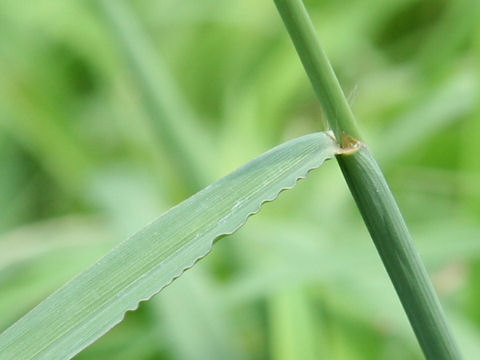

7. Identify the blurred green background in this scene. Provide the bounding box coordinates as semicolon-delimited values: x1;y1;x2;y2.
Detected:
1;0;480;359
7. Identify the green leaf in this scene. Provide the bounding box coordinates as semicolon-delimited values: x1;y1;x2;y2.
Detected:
0;132;340;360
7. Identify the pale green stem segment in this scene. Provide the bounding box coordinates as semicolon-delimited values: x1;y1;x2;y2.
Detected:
273;0;360;144
274;0;462;358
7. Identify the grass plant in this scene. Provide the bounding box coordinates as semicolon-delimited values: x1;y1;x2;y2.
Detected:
274;0;461;358
0;0;477;359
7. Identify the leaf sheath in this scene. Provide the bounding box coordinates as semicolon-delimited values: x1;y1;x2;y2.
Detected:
337;146;462;359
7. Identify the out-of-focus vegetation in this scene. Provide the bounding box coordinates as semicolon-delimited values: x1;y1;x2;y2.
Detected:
0;0;479;359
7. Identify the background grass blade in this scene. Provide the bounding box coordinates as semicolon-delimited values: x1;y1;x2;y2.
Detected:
155;270;245;360
97;0;213;192
269;289;322;360
0;132;341;360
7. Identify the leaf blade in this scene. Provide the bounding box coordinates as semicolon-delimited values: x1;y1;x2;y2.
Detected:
0;132;340;360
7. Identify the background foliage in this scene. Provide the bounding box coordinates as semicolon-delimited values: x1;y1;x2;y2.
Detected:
1;0;479;359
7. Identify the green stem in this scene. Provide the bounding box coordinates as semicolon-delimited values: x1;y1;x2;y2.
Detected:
274;0;462;358
274;0;360;144
337;146;461;359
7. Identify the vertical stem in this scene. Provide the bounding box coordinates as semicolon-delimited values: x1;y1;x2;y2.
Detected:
337;146;461;359
273;0;360;144
274;0;462;358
